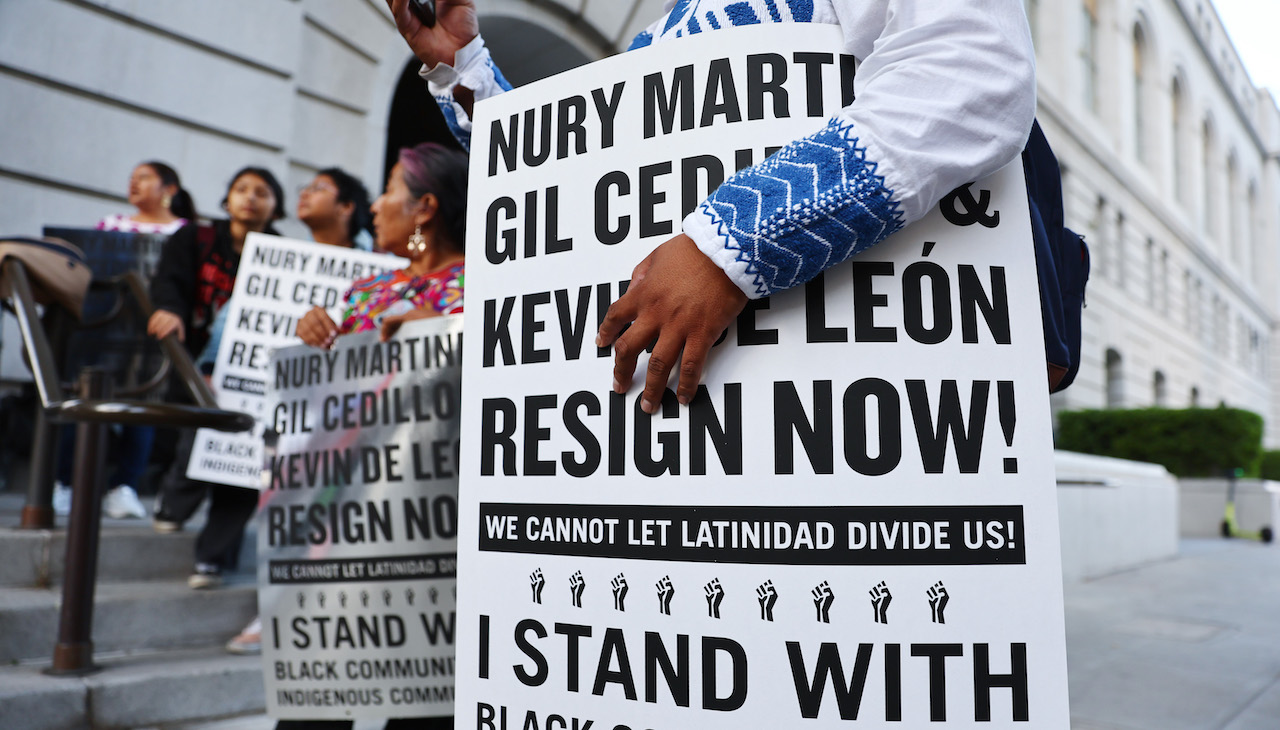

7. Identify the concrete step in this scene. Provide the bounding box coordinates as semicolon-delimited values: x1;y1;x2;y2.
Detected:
0;646;266;730
0;578;257;663
0;523;198;587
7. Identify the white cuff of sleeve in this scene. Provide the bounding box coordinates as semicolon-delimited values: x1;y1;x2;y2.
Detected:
683;204;763;300
418;34;490;96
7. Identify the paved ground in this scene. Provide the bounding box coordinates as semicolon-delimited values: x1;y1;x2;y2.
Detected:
165;538;1280;730
1065;539;1280;729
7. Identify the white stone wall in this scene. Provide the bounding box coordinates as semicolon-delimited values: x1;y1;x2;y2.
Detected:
0;0;662;380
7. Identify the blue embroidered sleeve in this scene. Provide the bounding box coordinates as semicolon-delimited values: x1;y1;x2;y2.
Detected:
419;36;514;152
684;118;904;298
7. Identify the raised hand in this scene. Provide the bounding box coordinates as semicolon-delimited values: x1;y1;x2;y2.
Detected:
596;234;748;414
385;0;479;70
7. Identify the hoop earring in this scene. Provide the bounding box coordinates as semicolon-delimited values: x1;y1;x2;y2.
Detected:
407;224;427;257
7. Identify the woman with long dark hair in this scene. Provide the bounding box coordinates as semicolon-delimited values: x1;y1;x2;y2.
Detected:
97;160;197;235
149;165;287;589
297;142;466;347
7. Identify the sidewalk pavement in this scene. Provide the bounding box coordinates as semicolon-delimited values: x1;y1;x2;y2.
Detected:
162;538;1280;730
1066;539;1280;729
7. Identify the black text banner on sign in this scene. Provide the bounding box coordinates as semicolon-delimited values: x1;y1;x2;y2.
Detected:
459;24;1069;728
260;317;462;720
188;233;403;488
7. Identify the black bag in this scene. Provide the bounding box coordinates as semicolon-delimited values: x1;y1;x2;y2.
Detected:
1023;120;1090;392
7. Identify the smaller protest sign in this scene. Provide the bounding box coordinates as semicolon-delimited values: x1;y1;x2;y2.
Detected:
187;233;402;487
260;316;463;720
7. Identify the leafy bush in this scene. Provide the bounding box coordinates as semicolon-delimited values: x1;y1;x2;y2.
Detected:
1260;450;1280;481
1056;407;1264;477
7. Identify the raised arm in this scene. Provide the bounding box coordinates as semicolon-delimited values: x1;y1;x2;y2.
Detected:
385;0;510;150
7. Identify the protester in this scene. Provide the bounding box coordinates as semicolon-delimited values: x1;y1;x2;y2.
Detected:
386;0;1037;409
148;166;285;589
297;142;466;348
52;161;198;519
97;161;197;235
265;142;466;730
223;165;377;655
296;167;375;251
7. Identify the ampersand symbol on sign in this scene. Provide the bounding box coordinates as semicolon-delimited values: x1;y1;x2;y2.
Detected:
940;183;1001;229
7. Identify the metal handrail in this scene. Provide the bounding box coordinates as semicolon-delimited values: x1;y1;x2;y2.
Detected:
2;254;255;676
5;260;235;425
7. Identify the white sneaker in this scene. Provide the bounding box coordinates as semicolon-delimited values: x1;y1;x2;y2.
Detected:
52;482;72;516
103;485;147;519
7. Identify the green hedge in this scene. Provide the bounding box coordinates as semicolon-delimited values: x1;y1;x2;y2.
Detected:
1056;407;1264;477
1260;450;1280;481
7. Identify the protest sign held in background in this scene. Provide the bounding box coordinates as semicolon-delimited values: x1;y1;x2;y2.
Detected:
457;24;1070;728
260;316;463;720
188;234;402;488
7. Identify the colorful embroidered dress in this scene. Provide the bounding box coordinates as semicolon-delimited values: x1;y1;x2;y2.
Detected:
337;262;464;335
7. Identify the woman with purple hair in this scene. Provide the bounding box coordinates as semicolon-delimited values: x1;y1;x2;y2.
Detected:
296;142;467;348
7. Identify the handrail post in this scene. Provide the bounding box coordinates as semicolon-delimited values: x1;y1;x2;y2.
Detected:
19;408;57;530
46;368;110;676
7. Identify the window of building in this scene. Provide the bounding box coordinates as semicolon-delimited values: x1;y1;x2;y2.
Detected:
1091;196;1108;280
1133;23;1149;164
1202;118;1216;238
1153;370;1167;407
1227;153;1240;264
1183;269;1193;327
1145;238;1155;305
1171;76;1187;203
1190;386;1200;407
1247;182;1259;285
1114;211;1126;289
1081;0;1100;112
1105;348;1124;408
1160;249;1170;316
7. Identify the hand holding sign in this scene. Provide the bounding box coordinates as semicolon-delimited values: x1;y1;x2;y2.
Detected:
596;234;748;414
297;306;337;349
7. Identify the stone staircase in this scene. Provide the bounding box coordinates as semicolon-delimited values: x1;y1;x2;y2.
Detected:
0;492;266;729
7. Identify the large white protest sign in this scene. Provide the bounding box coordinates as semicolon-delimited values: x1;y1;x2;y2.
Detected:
457;24;1070;728
260;317;463;719
187;233;402;487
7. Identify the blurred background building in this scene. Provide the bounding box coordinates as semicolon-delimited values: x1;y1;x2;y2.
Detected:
1;0;1278;442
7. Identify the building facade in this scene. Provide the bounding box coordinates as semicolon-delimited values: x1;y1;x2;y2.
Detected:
1028;0;1280;443
2;0;1279;442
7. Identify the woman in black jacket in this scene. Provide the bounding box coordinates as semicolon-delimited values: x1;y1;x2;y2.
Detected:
148;166;286;589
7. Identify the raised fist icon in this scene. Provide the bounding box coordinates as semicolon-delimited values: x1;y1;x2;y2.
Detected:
611;573;628;611
530;568;545;604
811;581;835;623
569;571;586;608
756;580;778;621
870;581;892;624
656;575;675;615
704;578;725;619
